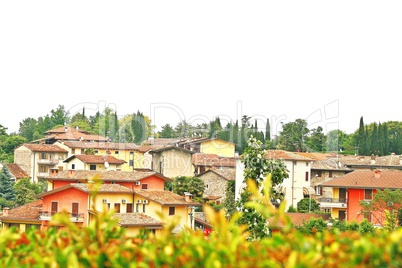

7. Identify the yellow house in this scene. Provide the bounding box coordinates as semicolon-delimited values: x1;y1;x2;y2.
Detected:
55;141;145;171
179;138;236;157
149;146;195;178
63;155;126;171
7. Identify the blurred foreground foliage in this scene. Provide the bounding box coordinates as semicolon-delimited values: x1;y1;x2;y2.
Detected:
0;180;401;267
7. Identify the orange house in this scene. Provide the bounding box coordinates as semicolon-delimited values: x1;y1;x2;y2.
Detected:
319;170;402;227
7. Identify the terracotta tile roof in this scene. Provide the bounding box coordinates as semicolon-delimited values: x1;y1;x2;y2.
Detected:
265;150;314;161
295;152;336;161
339;154;401;167
192;153;236;167
113;213;162;227
44;126;108;142
138;145;165;153
63;155;126;165
62;141;139;150
311;158;352;171
43;170;172;182
36;183;133;198
319;170;402;189
178;137;235;146
6;163;30;179
268;212;330;228
0;199;42;222
19;144;68;153
135;190;201;206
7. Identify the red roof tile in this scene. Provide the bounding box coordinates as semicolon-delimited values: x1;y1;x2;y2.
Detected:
319;170;402;189
6;163;30;179
113;213;162;227
265;150;314;161
0;200;42;222
192;153;236;167
20;144;68;153
135;190;201;206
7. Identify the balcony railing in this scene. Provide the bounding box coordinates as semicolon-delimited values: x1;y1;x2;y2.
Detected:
318;198;348;208
39;211;85;222
37;158;59;165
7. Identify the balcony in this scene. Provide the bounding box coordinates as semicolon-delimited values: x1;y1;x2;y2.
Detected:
39;211;85;223
37;158;59;165
318;197;348;208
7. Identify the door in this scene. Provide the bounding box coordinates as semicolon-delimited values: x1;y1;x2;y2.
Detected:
338;210;346;221
339;188;346;203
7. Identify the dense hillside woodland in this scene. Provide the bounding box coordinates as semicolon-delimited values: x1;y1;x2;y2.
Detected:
0;205;401;267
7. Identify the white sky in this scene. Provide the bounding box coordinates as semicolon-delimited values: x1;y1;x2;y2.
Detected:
0;1;401;136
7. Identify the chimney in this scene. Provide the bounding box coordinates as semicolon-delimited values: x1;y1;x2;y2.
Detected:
184;192;193;202
374;170;381;179
2;207;9;216
50;169;59;177
68;170;76;177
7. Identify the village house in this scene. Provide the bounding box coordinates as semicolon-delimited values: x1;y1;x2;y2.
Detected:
0;170;201;236
13;144;69;183
318;169;402;226
197;169;236;205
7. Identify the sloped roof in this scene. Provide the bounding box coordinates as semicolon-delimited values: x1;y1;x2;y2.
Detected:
44;126;108;142
113;213;162;227
148;145;195;155
135;190;201;207
311;158;352;172
43;170;172;182
18;144;68;153
265;150;314;161
319;170;402;189
197;169;236;181
141;138;180;146
178;137;235;146
339;154;401;167
63;155;126;165
0;199;42;222
295;152;336;161
6;163;30;179
192;153;236;167
268;213;330;229
62;141;139;151
36;183;133;198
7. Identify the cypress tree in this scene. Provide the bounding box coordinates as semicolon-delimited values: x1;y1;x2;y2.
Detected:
265;118;271;141
0;165;16;201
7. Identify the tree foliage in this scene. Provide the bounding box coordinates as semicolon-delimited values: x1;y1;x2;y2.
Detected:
0;165;16;205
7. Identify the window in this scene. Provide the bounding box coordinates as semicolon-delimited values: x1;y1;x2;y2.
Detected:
329;171;333;178
126;203;133;213
136;203;139;212
169;207;175;216
142;204;146;213
51;202;58;215
115;150;119;154
305;172;309;182
72;164;75;170
114;203;121;213
141;183;148;190
130;151;134;155
315;186;322;195
41;152;47;159
39;166;47;172
72;149;76;154
81;149;85;154
72;203;79;216
364;189;373;200
317;171;322;177
306;162;309;167
94;150;98;153
25;224;40;232
129;160;134;167
90;165;96;170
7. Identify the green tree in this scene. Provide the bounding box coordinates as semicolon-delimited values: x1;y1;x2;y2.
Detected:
13;178;42;206
131;111;147;144
236;136;289;241
0;165;16;204
360;189;402;231
279;119;309;152
297;198;320;213
223;180;236;217
159;124;175;138
305;126;325;152
170;176;205;204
